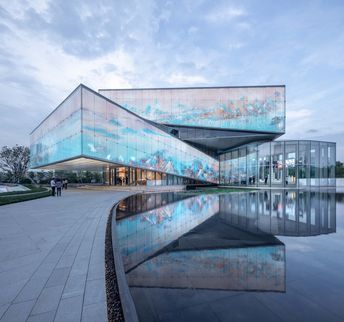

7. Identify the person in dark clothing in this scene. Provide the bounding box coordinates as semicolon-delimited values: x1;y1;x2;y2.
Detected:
56;178;62;196
50;178;56;196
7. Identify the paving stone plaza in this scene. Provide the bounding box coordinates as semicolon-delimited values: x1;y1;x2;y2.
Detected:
0;189;131;322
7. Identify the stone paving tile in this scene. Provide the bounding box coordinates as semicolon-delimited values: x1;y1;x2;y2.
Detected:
87;262;105;281
82;302;107;322
70;255;90;276
0;236;39;262
45;267;70;288
84;278;106;306
30;260;59;281
55;254;76;269
0;279;27;306
26;310;55;322
30;284;64;315
54;295;83;322
0;189;132;322
14;277;49;303
0;300;35;322
62;273;87;299
0;252;47;274
0;304;10;320
0;265;36;288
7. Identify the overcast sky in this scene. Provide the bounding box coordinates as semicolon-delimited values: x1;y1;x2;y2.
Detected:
1;0;343;159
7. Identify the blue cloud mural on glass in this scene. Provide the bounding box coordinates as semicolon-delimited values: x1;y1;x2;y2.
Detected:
116;194;220;271
81;86;219;182
99;86;285;133
30;85;219;183
30;87;82;168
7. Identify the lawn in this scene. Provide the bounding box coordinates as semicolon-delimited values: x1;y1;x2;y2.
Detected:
0;185;51;206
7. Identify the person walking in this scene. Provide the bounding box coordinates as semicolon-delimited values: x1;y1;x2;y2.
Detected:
63;178;68;190
50;178;56;196
56;178;62;197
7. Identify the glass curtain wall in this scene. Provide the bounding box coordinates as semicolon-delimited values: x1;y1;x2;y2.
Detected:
258;143;271;186
298;141;310;187
81;86;219;183
107;166;196;186
285;142;297;186
99;86;286;133
30;87;82;168
247;145;258;186
271;142;284;186
219;140;336;188
310;141;320;186
328;143;336;186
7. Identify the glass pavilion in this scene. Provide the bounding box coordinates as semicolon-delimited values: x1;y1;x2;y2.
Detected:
30;84;335;188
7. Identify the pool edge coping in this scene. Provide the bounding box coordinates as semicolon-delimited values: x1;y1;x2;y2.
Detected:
107;200;139;322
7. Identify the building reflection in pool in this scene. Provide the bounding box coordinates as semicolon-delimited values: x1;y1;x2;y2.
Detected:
116;190;336;295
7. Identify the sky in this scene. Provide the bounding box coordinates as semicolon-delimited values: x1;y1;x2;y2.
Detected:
0;0;344;160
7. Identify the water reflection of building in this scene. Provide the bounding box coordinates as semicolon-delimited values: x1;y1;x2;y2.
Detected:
116;190;336;294
116;192;190;219
126;215;286;292
219;190;336;236
116;194;219;272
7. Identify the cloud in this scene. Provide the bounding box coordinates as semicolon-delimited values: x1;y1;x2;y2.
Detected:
168;73;207;85
205;6;246;23
287;108;312;121
188;26;198;35
0;0;343;158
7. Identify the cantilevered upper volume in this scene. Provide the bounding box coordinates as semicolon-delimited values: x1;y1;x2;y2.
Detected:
30;84;219;183
99;85;286;134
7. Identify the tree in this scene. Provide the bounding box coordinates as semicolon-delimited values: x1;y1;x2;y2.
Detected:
0;145;30;183
28;170;54;184
336;161;344;178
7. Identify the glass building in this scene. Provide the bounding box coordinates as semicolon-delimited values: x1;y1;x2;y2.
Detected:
30;84;335;187
219;140;336;187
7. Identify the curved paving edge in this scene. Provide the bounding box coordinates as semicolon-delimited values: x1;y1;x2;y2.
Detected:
105;204;124;321
107;202;139;322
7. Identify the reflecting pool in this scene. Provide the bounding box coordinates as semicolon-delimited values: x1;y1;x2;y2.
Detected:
116;190;343;322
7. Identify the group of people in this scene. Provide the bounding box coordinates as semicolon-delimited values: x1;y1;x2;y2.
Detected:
50;178;68;196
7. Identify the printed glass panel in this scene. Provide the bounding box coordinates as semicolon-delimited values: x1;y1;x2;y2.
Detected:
100;86;286;133
30;87;82;168
81;87;219;183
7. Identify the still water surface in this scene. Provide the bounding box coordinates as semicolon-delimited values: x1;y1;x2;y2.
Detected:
116;190;344;322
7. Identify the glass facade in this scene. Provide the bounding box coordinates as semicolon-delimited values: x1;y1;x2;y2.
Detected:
106;166;196;186
30;85;219;184
99;86;286;133
81;87;219;183
219;141;336;187
30;84;336;188
30;87;82;168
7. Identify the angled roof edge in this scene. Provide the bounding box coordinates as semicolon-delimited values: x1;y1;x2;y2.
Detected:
30;84;83;135
98;84;286;91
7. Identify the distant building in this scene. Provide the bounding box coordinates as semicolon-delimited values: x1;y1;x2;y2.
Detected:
30;84;335;187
